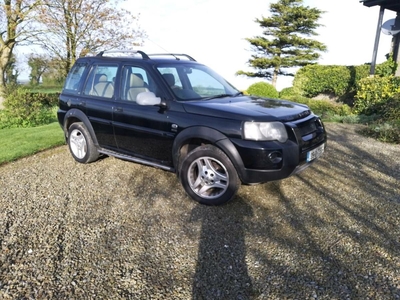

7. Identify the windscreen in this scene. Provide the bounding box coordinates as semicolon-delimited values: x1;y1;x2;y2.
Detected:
157;63;239;100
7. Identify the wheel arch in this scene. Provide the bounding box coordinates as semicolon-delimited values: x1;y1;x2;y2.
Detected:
172;126;246;182
62;109;99;146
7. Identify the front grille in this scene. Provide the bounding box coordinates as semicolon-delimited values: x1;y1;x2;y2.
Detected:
297;120;317;136
289;116;326;153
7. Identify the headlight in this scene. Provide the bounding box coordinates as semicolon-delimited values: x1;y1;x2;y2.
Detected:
243;122;288;143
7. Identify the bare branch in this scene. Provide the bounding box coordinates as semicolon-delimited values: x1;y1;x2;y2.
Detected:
32;0;145;75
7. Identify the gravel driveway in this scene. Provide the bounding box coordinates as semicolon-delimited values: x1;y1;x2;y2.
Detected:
0;123;399;299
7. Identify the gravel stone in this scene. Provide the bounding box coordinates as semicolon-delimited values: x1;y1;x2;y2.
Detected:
0;123;399;299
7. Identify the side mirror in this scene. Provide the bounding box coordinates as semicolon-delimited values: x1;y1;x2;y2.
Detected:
136;91;162;106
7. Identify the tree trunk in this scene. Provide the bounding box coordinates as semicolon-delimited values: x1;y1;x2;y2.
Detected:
0;45;13;96
271;68;279;88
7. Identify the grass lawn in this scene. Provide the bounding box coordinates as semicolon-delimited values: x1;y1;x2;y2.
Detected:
0;122;65;165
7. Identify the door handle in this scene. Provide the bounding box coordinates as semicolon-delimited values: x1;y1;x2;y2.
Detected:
113;107;123;112
79;100;86;106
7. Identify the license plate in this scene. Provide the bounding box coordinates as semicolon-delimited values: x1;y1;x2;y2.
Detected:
307;144;325;162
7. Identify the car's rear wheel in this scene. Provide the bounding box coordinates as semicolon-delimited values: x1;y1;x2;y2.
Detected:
179;145;240;205
67;122;99;163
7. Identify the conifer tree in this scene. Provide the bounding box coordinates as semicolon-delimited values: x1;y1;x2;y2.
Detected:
237;0;326;88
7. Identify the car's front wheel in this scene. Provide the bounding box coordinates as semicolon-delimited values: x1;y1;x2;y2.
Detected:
67;122;99;163
179;145;240;205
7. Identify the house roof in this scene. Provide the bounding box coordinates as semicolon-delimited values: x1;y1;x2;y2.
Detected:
361;0;400;12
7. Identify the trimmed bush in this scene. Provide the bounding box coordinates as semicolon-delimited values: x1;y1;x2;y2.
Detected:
247;82;279;98
293;64;370;100
293;65;350;97
279;87;298;99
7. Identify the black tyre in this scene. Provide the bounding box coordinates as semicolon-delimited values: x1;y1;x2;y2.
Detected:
179;145;240;205
67;122;99;163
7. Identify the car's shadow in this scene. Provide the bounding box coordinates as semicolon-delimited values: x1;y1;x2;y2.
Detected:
189;196;254;299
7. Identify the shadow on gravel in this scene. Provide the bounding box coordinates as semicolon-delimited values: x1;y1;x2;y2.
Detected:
324;125;399;202
190;197;254;299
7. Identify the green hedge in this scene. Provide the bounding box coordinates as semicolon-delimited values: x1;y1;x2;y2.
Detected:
354;76;400;115
292;58;396;101
0;88;59;129
354;76;400;144
290;57;399;119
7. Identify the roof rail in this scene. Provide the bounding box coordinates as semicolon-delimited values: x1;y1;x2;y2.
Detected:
148;53;196;61
96;50;150;59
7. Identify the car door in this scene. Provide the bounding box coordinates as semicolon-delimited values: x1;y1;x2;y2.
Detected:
81;63;119;150
112;65;176;165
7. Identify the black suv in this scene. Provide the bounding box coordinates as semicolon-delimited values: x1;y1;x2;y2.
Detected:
58;50;326;205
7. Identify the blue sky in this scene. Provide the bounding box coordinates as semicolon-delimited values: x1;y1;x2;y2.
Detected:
124;0;396;91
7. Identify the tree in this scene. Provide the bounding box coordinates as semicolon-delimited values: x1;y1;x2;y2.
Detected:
28;54;50;85
41;57;65;86
35;0;146;77
0;0;41;94
237;0;326;88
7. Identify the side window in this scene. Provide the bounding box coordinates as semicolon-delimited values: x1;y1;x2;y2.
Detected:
83;64;118;98
158;67;183;89
63;62;87;94
120;66;157;101
187;69;225;97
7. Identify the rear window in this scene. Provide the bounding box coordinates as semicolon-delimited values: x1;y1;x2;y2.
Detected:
63;62;87;94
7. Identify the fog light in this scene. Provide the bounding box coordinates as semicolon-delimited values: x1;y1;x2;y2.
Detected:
268;151;282;164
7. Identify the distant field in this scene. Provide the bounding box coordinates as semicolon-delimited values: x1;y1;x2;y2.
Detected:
15;80;63;93
26;85;63;93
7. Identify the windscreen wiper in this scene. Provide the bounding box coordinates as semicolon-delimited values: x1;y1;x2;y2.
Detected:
202;92;242;100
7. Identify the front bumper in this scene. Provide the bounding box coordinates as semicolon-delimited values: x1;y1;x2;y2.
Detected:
227;116;327;184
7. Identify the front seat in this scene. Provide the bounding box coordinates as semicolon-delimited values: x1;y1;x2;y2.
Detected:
127;74;149;101
162;73;180;90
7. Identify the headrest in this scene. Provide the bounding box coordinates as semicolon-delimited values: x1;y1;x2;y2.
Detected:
133;73;144;81
130;74;144;87
98;74;107;82
162;73;175;86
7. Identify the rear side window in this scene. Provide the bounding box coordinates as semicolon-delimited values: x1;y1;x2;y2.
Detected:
63;62;87;94
83;65;118;98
